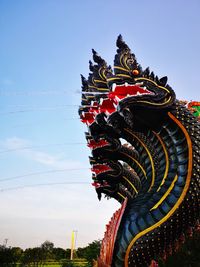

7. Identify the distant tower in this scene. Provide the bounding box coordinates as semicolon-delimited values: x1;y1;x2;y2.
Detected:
3;239;8;247
70;230;78;260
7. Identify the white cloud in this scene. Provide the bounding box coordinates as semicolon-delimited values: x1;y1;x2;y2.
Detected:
0;137;118;249
0;185;119;248
31;151;59;165
3;137;30;150
1;79;14;85
1;137;86;169
26;150;77;169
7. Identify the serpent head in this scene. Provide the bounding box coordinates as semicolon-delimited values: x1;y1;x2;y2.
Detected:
106;35;176;130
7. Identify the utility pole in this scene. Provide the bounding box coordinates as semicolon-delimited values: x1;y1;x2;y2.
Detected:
3;239;8;248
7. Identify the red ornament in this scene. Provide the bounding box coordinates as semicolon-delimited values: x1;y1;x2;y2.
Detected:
132;69;139;75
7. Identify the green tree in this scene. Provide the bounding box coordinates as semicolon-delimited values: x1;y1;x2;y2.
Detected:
0;245;23;267
21;247;43;267
76;240;101;265
40;240;54;262
53;247;71;260
11;247;23;262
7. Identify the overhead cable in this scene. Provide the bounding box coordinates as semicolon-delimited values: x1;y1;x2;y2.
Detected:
0;181;91;192
0;167;90;182
0;142;86;154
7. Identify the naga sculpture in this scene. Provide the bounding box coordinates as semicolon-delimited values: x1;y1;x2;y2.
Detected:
79;35;200;267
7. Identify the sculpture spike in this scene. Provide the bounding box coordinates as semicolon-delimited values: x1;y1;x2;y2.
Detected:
80;74;87;84
116;34;130;51
155;75;159;84
92;49;105;65
113;35;140;80
150;71;155;80
80;74;88;91
108;65;112;71
159;76;168;86
143;67;150;77
137;64;143;73
89;60;94;71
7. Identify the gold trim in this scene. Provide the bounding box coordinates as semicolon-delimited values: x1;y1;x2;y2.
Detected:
88;85;109;91
130;77;172;106
120;151;147;178
119;54;125;69
86;96;95;99
135;77;171;94
107;77;121;82
124;129;155;191
114;66;130;72
102;70;107;80
123;176;138;194
94;79;108;84
118;192;126;200
124;112;193;267
134;96;172;106
97;88;109;92
116;74;131;78
98;69;105;81
150;175;178;210
152;131;169;191
124;55;130;70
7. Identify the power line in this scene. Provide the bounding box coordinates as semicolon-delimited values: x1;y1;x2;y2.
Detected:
0;181;91;192
3;118;81;129
0;168;90;182
0;89;108;96
0;142;86;154
6;104;79;108
0;106;80;115
0;90;80;96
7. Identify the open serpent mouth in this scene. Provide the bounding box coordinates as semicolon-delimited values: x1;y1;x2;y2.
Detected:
109;82;155;102
87;138;110;150
91;164;112;175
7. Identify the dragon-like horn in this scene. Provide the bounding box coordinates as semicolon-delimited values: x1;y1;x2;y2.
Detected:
116;34;130;51
92;49;106;65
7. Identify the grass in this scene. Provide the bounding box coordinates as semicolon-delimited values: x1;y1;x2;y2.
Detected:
35;260;89;267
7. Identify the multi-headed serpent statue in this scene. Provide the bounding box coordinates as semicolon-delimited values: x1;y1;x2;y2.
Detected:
79;35;200;267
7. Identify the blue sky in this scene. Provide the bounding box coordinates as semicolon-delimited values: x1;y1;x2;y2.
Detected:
0;0;199;249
